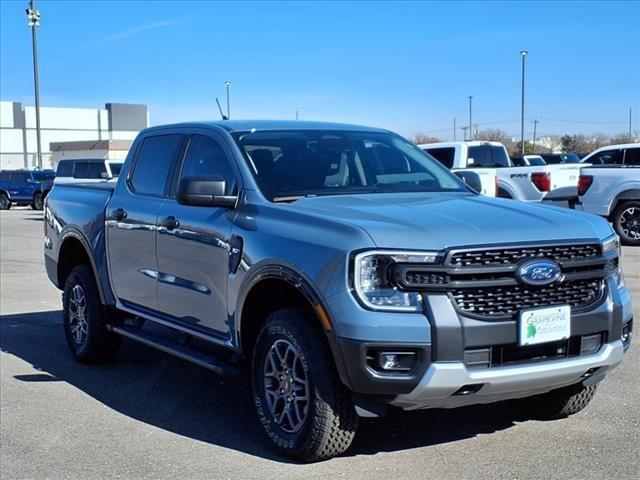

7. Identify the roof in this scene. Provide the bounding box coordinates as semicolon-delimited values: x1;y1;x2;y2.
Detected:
145;119;389;134
49;139;133;152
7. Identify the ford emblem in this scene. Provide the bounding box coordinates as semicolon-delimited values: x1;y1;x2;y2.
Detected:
516;259;562;286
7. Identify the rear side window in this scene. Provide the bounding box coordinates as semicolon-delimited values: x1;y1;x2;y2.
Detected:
87;163;107;179
0;171;10;182
73;162;89;178
589;149;622;165
467;145;510;168
12;172;28;183
426;147;455;169
179;135;236;195
624;147;640;165
131;134;182;196
56;161;73;177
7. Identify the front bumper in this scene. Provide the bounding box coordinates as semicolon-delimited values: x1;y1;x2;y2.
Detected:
391;340;624;410
326;276;632;409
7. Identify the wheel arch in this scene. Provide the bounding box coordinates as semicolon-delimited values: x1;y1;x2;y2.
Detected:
57;231;108;305
236;264;334;360
609;189;640;217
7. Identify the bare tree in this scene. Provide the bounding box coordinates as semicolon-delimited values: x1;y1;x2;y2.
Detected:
412;133;442;144
477;128;510;144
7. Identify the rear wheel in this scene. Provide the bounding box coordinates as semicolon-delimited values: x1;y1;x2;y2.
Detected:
251;308;358;461
63;265;120;363
32;192;43;210
0;193;11;210
512;383;598;420
612;200;640;246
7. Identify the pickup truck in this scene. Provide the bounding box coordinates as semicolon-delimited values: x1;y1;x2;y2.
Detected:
577;165;640;245
0;169;55;210
420;141;583;203
44;121;633;461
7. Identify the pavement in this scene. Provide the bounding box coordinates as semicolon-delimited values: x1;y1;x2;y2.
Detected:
1;207;638;480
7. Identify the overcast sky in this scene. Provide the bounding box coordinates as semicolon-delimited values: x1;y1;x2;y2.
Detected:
1;0;639;139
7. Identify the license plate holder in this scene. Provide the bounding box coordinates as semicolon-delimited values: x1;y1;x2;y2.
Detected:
519;305;571;346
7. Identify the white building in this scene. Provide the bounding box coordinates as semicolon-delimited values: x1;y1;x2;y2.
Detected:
0;101;148;170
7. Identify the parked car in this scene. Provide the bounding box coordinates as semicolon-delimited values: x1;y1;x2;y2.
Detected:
580;143;640;166
576;164;640;245
44;121;633;461
540;153;582;164
54;158;123;184
0;169;55;210
420;141;582;203
511;154;546;166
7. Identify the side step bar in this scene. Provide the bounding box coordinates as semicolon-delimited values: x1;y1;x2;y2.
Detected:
111;325;241;377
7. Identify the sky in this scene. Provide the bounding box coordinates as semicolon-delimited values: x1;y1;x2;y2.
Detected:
1;0;639;140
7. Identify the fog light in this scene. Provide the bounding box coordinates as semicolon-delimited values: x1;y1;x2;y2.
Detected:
622;320;633;349
376;351;416;372
580;334;602;356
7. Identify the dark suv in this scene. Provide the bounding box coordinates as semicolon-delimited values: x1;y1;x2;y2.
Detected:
0;169;55;210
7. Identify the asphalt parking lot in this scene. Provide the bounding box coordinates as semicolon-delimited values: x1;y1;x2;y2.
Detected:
1;208;638;480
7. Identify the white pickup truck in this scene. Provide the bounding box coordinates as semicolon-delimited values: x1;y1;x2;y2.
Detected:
420;141;582;203
577;164;640;245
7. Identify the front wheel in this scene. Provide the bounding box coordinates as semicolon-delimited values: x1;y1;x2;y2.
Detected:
32;192;44;210
251;308;358;461
612;201;640;246
0;193;11;210
63;265;121;363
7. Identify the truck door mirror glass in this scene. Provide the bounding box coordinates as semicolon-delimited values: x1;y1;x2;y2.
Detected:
176;176;238;208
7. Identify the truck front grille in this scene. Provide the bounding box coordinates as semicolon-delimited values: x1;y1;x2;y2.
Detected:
450;278;604;318
448;243;601;267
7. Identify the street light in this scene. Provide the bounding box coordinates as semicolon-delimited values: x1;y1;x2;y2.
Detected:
26;0;43;169
225;81;231;119
520;50;528;155
468;96;473;141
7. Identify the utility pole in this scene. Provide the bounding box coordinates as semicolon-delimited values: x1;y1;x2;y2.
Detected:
532;118;539;154
225;81;231;119
474;124;478;140
26;1;42;169
461;126;469;141
453;116;456;141
630;107;633;142
468;96;473;141
520;50;528;155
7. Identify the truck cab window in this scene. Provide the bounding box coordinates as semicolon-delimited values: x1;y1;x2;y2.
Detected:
131;134;182;196
179;134;236;195
56;161;74;177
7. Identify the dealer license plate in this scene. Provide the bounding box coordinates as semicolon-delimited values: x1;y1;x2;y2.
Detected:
519;305;571;346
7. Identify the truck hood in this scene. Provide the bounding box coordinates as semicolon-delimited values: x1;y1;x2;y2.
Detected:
291;192;613;250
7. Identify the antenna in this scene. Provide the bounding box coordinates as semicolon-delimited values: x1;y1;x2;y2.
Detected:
216;97;228;120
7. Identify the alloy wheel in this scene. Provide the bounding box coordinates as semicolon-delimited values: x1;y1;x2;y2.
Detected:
68;284;89;345
620;207;640;240
263;339;310;433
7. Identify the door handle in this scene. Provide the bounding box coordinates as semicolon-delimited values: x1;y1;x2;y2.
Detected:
159;216;180;231
111;208;127;221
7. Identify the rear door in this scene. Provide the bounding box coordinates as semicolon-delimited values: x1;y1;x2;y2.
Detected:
106;133;185;312
155;130;240;337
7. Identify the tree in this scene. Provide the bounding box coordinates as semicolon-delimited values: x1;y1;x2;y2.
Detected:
477;128;510;144
412;133;442;144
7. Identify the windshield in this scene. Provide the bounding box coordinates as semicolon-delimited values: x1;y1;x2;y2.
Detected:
561;153;581;163
466;145;511;168
32;171;55;181
233;130;467;201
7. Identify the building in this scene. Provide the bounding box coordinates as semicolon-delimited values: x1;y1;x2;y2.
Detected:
0;101;148;170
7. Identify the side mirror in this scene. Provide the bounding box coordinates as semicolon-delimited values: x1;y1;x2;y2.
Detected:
454;171;483;193
176;176;238;208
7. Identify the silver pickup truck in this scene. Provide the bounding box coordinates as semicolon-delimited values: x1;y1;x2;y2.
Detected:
44;121;633;461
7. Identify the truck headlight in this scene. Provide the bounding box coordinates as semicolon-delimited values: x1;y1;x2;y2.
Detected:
602;235;624;289
353;250;439;312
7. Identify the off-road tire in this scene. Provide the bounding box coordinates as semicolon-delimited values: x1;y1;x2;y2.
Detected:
251;308;358;462
63;265;121;363
0;193;11;210
515;383;598;420
612;200;640;246
31;192;44;210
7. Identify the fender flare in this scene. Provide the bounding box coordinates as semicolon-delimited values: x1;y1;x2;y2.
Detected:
0;188;11;201
496;181;519;200
58;228;112;305
235;262;331;352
